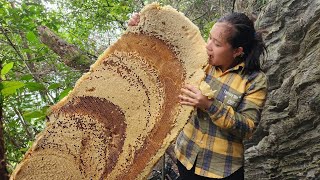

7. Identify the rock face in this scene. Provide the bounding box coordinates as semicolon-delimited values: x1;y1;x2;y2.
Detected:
245;0;320;179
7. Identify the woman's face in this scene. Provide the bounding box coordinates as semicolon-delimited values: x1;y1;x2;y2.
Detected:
206;22;241;71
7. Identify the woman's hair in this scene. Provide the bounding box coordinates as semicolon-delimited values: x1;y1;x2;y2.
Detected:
217;12;267;74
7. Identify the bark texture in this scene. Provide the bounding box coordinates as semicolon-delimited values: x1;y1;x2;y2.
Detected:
37;26;92;72
245;0;320;179
0;84;9;180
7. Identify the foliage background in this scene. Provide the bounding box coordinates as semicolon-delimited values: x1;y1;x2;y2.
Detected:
0;0;268;177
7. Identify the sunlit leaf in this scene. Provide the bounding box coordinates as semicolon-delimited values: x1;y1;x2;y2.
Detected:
1;62;14;75
0;7;9;17
1;87;18;96
1;81;25;89
1;81;25;96
26;31;38;43
23;110;44;122
1;89;15;97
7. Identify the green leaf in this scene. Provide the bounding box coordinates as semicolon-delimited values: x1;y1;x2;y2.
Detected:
7;120;17;129
1;81;25;89
25;82;46;91
58;87;73;101
0;87;16;96
21;48;34;54
23;110;43;122
19;147;29;153
30;56;45;62
48;83;61;90
41;105;49;114
0;7;9;17
1;62;14;75
1;81;25;96
26;31;38;43
21;74;33;81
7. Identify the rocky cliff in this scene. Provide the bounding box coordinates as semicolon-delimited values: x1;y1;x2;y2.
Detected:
245;0;320;179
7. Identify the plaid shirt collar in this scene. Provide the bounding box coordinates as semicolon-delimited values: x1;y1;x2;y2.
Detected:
206;62;245;75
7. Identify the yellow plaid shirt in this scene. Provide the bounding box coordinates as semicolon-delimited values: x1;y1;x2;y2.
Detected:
175;62;268;178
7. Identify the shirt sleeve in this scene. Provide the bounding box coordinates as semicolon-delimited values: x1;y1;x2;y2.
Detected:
206;72;268;139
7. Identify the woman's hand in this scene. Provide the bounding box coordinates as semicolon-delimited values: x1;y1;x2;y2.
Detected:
179;84;213;110
128;13;140;26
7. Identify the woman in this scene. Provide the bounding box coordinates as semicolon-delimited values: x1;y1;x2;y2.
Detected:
129;12;268;180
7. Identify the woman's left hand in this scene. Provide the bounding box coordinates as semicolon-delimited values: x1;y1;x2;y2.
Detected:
179;84;213;110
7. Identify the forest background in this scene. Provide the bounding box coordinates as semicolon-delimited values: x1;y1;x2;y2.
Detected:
0;0;269;179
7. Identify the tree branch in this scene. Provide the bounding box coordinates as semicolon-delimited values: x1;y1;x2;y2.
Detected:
19;31;55;104
192;10;210;22
232;0;237;12
11;106;34;140
1;25;55;105
0;62;9;180
0;26;25;62
37;25;92;72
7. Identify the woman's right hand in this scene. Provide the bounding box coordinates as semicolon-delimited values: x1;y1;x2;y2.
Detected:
128;13;140;26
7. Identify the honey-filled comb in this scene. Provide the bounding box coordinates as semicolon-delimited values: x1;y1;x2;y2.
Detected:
11;3;208;180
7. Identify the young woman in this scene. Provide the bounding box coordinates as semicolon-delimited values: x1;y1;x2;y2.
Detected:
129;12;268;180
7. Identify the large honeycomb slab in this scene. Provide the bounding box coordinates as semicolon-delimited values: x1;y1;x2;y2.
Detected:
11;3;207;180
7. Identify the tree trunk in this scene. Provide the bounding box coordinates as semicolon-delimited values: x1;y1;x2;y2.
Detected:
37;26;93;72
0;63;9;180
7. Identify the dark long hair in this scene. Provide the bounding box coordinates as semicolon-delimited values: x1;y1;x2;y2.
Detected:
217;12;267;74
